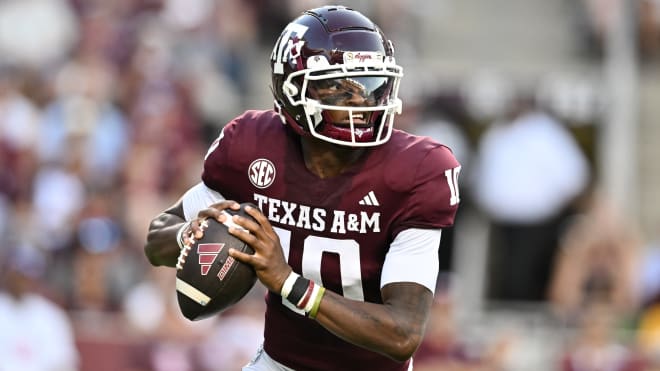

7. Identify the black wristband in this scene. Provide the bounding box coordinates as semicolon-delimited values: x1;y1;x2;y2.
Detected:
288;276;311;304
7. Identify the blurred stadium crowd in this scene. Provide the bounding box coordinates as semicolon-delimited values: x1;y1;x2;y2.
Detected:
0;0;659;370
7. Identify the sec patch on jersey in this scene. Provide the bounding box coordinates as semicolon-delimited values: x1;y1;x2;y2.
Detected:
175;204;258;321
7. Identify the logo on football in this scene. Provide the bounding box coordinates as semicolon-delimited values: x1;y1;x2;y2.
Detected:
197;243;224;276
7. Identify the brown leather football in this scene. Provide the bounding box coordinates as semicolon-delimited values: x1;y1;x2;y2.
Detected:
175;203;258;320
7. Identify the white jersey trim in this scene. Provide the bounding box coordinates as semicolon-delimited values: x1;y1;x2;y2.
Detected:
380;228;442;294
181;182;226;221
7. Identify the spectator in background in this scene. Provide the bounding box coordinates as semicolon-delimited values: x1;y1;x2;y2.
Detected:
471;92;591;302
414;285;512;371
122;267;209;371
638;240;660;313
29;153;87;253
0;244;79;371
0;63;41;204
66;189;139;313
638;301;660;370
548;192;643;321
575;0;619;57
38;54;128;189
558;302;646;371
0;63;40;158
636;240;660;367
0;0;78;69
576;0;660;60
639;0;660;59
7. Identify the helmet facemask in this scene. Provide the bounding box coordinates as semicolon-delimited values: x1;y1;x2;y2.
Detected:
280;52;403;147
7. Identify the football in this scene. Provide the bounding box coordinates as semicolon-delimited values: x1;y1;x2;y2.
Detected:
175;203;258;321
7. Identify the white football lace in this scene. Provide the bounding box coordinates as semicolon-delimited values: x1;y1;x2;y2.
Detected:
175;219;209;270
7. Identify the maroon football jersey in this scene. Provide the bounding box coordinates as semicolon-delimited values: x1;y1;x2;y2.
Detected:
202;110;461;371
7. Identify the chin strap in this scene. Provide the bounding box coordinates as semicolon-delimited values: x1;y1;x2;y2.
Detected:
273;100;286;125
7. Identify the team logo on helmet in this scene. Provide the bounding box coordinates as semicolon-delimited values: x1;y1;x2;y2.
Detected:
271;23;309;74
249;159;276;189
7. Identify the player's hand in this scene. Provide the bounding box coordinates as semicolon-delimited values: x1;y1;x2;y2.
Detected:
184;200;242;244
223;204;292;294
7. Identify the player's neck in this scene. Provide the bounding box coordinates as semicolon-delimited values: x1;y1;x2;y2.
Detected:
300;137;366;179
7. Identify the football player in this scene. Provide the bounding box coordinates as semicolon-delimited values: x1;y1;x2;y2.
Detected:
144;5;461;371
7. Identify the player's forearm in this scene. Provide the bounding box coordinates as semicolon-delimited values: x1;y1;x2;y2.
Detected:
144;212;186;267
314;283;432;362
